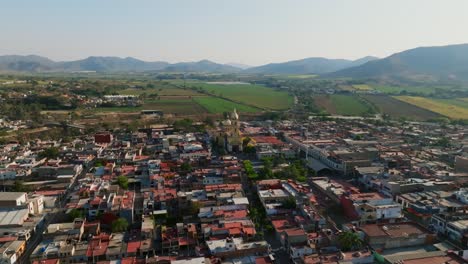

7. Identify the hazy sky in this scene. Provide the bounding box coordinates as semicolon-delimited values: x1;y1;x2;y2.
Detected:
2;0;468;66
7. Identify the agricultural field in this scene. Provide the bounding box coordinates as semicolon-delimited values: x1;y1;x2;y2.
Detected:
433;98;468;110
362;95;441;120
90;98;208;115
313;94;374;116
352;84;372;91
118;87;202;96
373;85;442;95
182;82;293;110
395;96;468;119
194;97;260;113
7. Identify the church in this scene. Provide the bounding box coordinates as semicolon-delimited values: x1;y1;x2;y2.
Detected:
215;109;243;153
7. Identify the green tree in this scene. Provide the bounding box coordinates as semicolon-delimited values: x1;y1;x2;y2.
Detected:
180;162;192;173
13;180;30;192
259;157;274;179
68;209;84;220
243;160;258;180
38;147;60;159
281;196;297;209
337;231;363;251
116;176;129;190
111;218;129;232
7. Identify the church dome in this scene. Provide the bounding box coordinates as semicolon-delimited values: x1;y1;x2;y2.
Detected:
222;119;232;126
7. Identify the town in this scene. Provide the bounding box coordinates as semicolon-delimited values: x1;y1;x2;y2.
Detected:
0;107;465;264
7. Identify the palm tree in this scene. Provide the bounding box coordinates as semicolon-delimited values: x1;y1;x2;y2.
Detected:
337;231;363;251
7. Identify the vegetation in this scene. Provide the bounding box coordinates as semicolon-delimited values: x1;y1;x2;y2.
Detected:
116;176;129;190
362;95;441;121
281;196;297;209
111;218;129;232
68;209;84;220
243;160;258;180
313;95;375;116
180;162;192;174
38;147;60;159
395;96;468;119
193;97;259;113
337;231;363;251
183;82;293;110
13;180;31;192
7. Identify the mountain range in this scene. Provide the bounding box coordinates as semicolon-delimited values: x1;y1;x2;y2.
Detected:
0;56;239;73
243;56;378;74
327;43;468;82
2;44;468;83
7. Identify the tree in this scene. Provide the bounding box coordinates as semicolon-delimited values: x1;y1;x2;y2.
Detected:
68;209;84;220
281;196;297;209
111;218;129;232
38;147;60;159
259;157;274;179
337;231;363;251
189;201;201;216
242;137;251;148
243;160;258;180
180;162;192;173
13;180;30;192
116;176;129;190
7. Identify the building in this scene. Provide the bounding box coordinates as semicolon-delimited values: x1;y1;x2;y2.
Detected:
455;156;468;173
358;222;436;250
215;109;243;153
0;192;28;208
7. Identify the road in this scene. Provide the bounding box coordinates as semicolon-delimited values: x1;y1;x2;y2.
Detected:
18;166;90;264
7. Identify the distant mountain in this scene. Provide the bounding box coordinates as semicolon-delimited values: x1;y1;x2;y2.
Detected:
0;55;242;73
329;44;468;82
162;60;241;73
226;62;252;69
59;56;169;72
0;55;56;72
243;56;378;74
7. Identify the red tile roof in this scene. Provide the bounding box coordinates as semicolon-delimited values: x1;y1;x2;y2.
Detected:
126;241;141;254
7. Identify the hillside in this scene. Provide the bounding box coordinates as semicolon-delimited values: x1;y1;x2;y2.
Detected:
329;44;468;82
244;56;377;74
0;55;241;73
0;55;56;72
161;60;241;73
58;56;169;72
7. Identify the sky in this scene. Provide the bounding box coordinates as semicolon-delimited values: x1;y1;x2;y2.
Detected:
2;0;468;66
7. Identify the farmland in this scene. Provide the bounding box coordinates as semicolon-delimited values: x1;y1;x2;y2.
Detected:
352;84;372;91
119;87;202;96
373;85;437;95
313;94;374;116
91;98;208;115
193;97;260;113
395;96;468;119
362;95;441;120
181;82;293;110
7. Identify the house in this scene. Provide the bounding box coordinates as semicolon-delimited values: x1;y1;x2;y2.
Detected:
358;222;436;251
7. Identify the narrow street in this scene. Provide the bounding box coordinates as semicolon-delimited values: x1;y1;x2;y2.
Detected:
18;166;90;264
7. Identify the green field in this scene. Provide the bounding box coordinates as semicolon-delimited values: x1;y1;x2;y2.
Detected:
313;94;374;116
362;95;441;120
373;85;437;95
119;87;201;96
352;84;372;91
395;96;468;119
194;97;260;113
182;82;293;110
91;98;208;115
433;98;468;110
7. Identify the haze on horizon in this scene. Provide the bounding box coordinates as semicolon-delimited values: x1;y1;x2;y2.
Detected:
2;0;468;66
